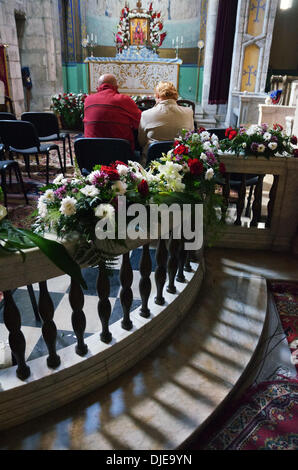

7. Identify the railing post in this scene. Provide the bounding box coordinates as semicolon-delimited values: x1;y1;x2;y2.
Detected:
251;175;264;227
69;277;88;356
3;291;30;380
139;243;152;318
167;232;179;294
154;238;168;305
120;252;133;330
176;240;186;283
221;173;230;223
234;174;246;226
38;281;61;369
266;175;279;229
97;261;112;343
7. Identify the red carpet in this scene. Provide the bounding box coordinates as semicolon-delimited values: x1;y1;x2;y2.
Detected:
182;280;298;450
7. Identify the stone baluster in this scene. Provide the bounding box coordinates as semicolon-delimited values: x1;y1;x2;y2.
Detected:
167;232;180;294
154;238;168;305
176;240;186;283
69;278;88;356
97;261;112;343
38;281;61;369
120;252;133;330
251;175;264;227
139;243;152;318
3;291;30;380
234;174;246;226
266;175;279;229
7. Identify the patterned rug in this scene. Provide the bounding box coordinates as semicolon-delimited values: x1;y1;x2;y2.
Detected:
183;281;298;450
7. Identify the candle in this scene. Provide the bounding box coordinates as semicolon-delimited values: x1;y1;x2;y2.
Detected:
172;39;175;47
176;36;178;43
181;36;183;45
95;34;97;43
87;34;90;43
91;33;94;41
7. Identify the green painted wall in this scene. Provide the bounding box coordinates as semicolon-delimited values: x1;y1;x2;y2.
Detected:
62;63;203;104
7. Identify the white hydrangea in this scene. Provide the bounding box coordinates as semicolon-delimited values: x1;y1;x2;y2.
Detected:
59;196;77;216
205;168;214;181
80;185;100;197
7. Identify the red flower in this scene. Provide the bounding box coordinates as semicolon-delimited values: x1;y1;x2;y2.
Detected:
138;179;149;196
158;22;163;30
100;166;120;181
273;123;283;131
198;127;206;133
114;160;128;167
219;162;226;175
174;144;188;155
188;158;204;176
225;126;233;137
293;149;298;158
290;135;297;145
228;130;237;140
157;12;161;18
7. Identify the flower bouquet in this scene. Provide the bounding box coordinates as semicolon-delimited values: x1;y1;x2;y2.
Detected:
220;124;298;159
51;92;87;130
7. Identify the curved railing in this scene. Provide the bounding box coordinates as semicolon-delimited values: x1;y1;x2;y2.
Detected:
0;233;204;431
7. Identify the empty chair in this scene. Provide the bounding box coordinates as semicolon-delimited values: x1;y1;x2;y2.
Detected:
0;157;28;207
0;112;16;121
0;120;64;185
137;98;156;112
21;112;73;171
74;137;134;174
146;141;174;164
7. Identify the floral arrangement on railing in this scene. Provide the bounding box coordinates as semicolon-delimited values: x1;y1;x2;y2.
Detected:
220;124;298;159
51;92;87;130
33;128;225;261
115;2;166;54
0;188;86;288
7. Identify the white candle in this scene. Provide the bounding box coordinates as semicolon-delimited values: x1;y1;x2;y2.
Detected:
181;36;183;45
91;33;94;41
176;36;178;43
95;34;97;43
172;39;175;47
87;34;90;43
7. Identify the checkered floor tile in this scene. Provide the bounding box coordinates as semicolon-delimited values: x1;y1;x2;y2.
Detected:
0;247;158;368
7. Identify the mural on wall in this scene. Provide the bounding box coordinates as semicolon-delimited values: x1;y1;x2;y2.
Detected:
247;0;266;36
241;44;260;92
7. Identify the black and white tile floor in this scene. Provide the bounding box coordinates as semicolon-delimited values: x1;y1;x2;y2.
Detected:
0;247;157;368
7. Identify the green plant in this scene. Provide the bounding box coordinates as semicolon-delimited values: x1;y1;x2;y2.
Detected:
51;92;87;130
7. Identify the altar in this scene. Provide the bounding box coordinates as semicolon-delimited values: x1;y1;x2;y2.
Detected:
84;1;182;96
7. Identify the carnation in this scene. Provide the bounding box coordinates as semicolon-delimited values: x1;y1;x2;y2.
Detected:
59;196;77;216
80;185;100;197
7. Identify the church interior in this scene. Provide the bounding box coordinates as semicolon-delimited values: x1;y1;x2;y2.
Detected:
0;0;297;452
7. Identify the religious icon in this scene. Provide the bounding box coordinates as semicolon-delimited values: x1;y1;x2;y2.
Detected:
129;18;148;46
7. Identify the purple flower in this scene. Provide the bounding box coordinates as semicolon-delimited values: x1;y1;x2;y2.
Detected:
271;135;278;143
90;170;108;186
72;188;79;194
239;127;247;135
261;123;269;132
54;185;67;199
206;151;217;165
250;142;259;153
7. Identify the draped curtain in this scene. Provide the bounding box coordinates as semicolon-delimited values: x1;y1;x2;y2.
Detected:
208;0;238;105
0;45;10;97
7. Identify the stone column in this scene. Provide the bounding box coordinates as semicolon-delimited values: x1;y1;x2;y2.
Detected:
225;0;279;127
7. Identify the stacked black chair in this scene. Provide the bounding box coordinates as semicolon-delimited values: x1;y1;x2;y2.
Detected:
0;120;64;185
74;137;134;174
0;112;16;121
21;112;73;171
207;127;259;219
146;141;174;164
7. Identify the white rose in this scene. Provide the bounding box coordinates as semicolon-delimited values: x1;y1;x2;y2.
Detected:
268;142;277;150
0;204;7;221
205;168;214;181
59;196;77;216
80;185;100;197
112;180;127;195
257;144;265;153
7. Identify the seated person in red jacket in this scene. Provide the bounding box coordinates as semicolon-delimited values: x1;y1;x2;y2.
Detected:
83;74;141;152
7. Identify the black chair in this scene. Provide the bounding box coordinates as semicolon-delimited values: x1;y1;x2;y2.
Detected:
0;112;16;121
146;141;174;164
0;158;28;207
137;98;156;111
21;112;73;171
207;128;260;219
0;120;64;185
74;137;134;174
177;99;197;131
